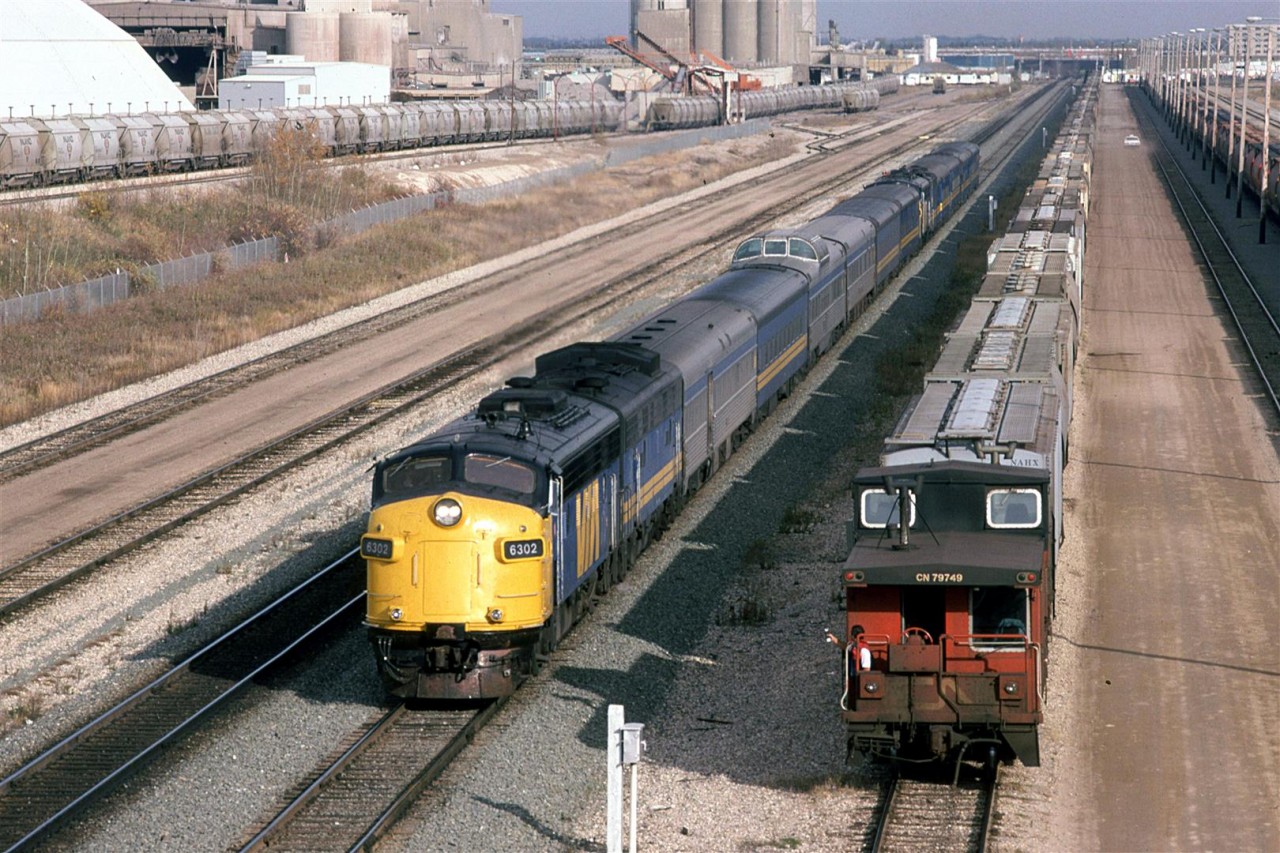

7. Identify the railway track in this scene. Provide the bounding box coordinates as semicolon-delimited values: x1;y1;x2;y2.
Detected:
869;769;999;853
235;701;503;851
0;103;1008;620
1130;91;1280;420
0;550;363;852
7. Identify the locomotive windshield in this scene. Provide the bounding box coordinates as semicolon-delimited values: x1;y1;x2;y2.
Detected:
463;453;537;495
378;451;539;499
381;454;450;495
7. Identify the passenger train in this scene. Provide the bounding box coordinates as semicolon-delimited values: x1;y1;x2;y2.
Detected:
836;79;1095;772
360;139;981;699
0;80;890;190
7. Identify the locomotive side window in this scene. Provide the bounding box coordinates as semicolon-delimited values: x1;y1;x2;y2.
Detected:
733;238;763;261
860;488;915;528
382;454;451;495
971;587;1029;649
464;454;537;495
986;488;1041;528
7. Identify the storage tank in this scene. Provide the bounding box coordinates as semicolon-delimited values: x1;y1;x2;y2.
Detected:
758;0;781;64
724;0;758;64
692;0;723;59
339;12;393;67
285;12;341;62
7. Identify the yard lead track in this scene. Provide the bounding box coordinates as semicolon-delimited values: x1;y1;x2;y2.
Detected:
1130;90;1280;420
236;701;505;852
0;550;363;853
0;101;1020;620
869;769;998;853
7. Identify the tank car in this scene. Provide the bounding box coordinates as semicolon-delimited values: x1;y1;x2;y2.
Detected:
363;139;981;700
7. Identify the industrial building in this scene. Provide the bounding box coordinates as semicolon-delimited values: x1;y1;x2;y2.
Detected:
86;1;522;98
218;59;391;109
629;0;818;69
2;0;191;119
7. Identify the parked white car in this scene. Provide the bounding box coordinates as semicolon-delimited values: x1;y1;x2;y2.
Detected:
1124;134;1141;147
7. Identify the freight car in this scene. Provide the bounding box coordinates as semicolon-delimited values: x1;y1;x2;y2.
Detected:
360;139;979;700
835;82;1095;772
649;77;899;130
0;97;623;189
0;78;899;190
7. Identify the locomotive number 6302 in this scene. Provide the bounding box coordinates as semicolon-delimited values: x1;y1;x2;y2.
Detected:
501;538;545;561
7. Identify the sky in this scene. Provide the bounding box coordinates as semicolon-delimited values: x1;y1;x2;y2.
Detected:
492;1;1276;42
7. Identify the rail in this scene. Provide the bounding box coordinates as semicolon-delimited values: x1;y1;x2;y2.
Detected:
0;550;363;852
1131;89;1280;420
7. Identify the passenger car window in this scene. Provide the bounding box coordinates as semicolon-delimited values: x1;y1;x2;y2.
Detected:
789;238;818;260
733;238;763;261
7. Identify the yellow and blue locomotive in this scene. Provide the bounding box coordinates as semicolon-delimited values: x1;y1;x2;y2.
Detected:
362;141;981;700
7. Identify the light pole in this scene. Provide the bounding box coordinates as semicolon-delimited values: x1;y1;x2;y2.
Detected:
1209;28;1224;180
1235;19;1255;218
1259;24;1274;243
1194;28;1209;163
1226;24;1240;197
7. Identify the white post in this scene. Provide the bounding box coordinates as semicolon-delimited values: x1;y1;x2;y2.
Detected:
607;704;623;853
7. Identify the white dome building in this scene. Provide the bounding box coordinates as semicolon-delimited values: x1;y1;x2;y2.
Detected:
1;0;191;119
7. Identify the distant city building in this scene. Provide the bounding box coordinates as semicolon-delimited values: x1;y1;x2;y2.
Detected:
923;35;938;63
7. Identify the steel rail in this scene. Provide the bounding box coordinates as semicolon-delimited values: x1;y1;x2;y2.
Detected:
1132;92;1280;420
868;769;998;853
0;549;363;852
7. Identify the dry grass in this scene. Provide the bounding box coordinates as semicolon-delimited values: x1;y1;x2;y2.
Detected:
0;135;795;427
0;128;400;297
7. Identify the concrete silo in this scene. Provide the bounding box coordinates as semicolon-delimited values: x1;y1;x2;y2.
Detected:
692;0;724;59
285;12;341;62
339;11;393;66
723;0;758;64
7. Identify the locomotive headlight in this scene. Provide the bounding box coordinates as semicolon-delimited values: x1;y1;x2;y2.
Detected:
1004;682;1019;695
433;498;462;527
390;608;403;621
487;608;505;623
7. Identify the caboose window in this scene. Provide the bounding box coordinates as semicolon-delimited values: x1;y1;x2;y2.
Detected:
733;238;763;261
860;489;915;528
986;489;1041;528
382;454;450;495
464;454;537;495
971;587;1029;649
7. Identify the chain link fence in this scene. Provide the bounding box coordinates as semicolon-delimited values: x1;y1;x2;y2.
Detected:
1;120;768;326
